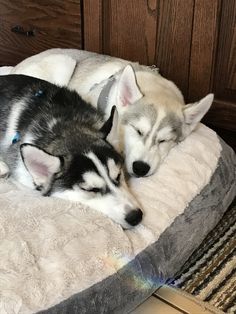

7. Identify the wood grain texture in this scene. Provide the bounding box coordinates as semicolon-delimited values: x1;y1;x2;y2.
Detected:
155;0;194;97
0;0;82;66
204;0;236;132
102;0;158;65
188;0;220;101
203;99;236;131
83;0;102;52
228;30;236;91
213;0;236;102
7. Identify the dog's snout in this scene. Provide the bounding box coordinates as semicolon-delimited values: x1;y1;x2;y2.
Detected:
125;208;143;226
133;161;150;177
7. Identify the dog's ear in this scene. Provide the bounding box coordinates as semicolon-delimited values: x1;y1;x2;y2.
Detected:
183;94;214;131
20;143;62;191
100;106;120;150
117;65;143;109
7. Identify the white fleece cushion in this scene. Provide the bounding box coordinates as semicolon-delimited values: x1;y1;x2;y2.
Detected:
0;124;225;313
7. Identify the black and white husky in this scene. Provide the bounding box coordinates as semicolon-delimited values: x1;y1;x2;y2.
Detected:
0;75;142;229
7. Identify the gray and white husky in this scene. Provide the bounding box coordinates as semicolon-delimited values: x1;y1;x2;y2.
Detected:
0;75;143;229
4;48;214;177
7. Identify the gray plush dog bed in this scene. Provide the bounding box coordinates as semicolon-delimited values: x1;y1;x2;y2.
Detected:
0;122;235;313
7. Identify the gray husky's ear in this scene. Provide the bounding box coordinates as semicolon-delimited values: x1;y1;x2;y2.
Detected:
117;65;143;109
100;106;120;150
184;94;214;130
20;144;62;191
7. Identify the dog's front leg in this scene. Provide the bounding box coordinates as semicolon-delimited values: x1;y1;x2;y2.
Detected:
0;160;9;178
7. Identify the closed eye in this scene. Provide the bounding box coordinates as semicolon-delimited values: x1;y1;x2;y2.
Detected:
158;139;166;144
81;187;102;193
131;125;143;136
137;129;143;136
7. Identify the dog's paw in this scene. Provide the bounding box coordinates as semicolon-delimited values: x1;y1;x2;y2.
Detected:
0;161;9;178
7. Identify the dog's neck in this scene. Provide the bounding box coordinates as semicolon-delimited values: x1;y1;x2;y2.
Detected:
97;75;116;112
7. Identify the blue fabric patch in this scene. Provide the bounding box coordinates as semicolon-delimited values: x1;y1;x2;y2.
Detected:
12;132;20;144
34;90;43;97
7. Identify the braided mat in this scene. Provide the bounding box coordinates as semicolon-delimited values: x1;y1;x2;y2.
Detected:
171;199;236;313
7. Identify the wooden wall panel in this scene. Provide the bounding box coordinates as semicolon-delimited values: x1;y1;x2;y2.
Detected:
83;0;102;52
202;0;236;132
0;0;82;66
213;0;236;102
188;0;220;101
227;31;236;91
203;99;236;131
84;0;158;64
102;0;158;65
155;0;194;97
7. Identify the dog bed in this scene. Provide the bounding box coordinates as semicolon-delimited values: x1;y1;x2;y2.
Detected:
0;121;235;313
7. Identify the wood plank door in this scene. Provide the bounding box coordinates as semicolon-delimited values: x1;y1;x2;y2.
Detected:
210;0;236;132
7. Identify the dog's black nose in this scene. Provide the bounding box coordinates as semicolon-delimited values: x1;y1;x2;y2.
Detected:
133;161;150;177
125;209;143;226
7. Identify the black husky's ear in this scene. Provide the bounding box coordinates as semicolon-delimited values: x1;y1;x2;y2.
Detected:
20;143;62;192
100;106;116;137
100;106;120;150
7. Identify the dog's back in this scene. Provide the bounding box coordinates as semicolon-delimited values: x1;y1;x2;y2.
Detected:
0;75;103;154
0;74;107;188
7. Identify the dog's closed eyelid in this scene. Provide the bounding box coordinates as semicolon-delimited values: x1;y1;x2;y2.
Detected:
130;125;144;136
80;186;103;193
137;129;143;136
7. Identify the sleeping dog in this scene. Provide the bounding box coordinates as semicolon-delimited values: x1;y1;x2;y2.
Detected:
5;48;214;177
0;75;142;229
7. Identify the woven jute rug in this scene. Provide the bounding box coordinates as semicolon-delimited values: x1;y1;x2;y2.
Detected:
171;199;236;313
